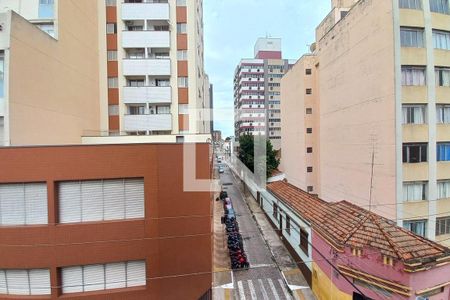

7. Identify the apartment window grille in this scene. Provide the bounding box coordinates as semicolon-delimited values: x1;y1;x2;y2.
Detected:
400;27;425;47
401;66;426;85
176;0;187;6
107;51;118;61
62;261;146;294
306;108;313;114
106;23;117;34
58;178;144;223
403;220;427;237
177;23;187;34
438;180;450;199
403;143;428;163
0;183;48;226
128;79;145;87
129;105;145;115
178;77;188;87
399;0;422;9
432;30;450;50
307;186;314;192
306;128;313;134
307;147;313;153
108;105;119;116
156;106;170;114
273;203;278;219
437;105;450;123
177;50;188;60
106;0;117;6
300;228;309;255
437;143;450;161
305;68;312;75
403;182;427;202
307;167;313;173
435;67;450;87
108;77;118;88
402;105;426;124
430;0;450;14
0;269;51;295
306;88;312;95
39;0;54;19
436;217;450;235
286;216;291;235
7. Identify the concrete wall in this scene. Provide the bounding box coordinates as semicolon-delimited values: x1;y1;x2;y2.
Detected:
316;0;397;219
7;0;101;146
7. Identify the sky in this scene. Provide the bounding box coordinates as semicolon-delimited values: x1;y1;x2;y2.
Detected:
204;0;331;138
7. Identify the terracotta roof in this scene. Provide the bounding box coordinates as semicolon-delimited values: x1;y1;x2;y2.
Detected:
267;180;450;271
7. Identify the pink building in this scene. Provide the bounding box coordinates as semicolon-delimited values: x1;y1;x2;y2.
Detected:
267;180;450;300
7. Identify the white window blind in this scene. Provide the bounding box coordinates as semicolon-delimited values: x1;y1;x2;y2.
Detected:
433;30;450;50
62;261;146;294
0;269;50;296
402;105;426;124
437;105;450;123
178;77;188;87
59;178;144;224
403;182;427;202
399;0;422;9
438;181;450;199
436;67;450;87
401;66;426;86
0;183;48;226
401;28;424;47
107;51;117;61
430;0;449;14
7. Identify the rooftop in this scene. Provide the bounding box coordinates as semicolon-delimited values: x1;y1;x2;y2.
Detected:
267;180;450;271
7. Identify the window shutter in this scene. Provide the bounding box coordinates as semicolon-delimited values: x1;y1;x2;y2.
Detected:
25;183;48;225
0;184;25;225
59;182;82;223
126;261;146;287
6;270;29;295
105;263;126;289
83;265;105;292
0;270;6;294
29;269;51;295
125;179;145;219
62;266;83;294
81;181;104;222
103;180;126;220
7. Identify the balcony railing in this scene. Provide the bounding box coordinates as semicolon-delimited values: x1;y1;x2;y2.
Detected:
122;58;171;76
124;114;172;131
123;86;172;104
122;1;169;20
122;30;170;48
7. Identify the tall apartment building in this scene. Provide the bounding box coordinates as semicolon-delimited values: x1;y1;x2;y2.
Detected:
102;0;211;138
281;0;450;246
234;38;295;150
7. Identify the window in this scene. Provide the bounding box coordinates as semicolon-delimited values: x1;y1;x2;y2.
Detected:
400;27;425;47
307;186;314;192
300;228;309;255
177;23;187;34
306;108;313;114
129;105;145;115
107;51;117;61
0;269;51;295
39;0;54;19
307;167;313;173
403;143;427;163
306;128;313;134
156;105;170;114
305;68;312;75
106;0;117;6
128;79;145;87
438;180;450;199
106;23;116;34
273;203;278;219
307;147;313;153
0;51;4;98
108;77;118;88
58;178;144;223
437;105;450;123
402;105;426;124
437;143;450;161
108;105;119;116
436;216;450;235
177;50;188;60
37;24;55;37
435;67;450;87
179;104;189;114
430;0;449;14
399;0;422;9
178;77;188;87
176;0;187;6
383;256;394;266
401;66;426;86
0;183;48;226
403;182;427;202
62;261;146;294
432;30;450;50
306;88;312;95
127;49;145;59
286;216;291;235
403;220;427;237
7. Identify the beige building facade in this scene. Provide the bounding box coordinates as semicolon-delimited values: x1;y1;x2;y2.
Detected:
281;0;450;246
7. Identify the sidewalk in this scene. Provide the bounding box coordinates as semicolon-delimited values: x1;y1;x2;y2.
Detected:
233;172;316;300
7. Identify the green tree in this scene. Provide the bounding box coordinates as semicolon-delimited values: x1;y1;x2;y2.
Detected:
238;135;280;178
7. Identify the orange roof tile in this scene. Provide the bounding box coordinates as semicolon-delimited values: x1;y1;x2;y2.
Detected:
267;180;450;270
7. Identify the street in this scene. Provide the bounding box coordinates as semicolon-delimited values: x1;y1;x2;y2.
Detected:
219;165;293;300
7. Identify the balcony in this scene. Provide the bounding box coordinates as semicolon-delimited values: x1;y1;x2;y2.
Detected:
123;59;171;76
123;86;171;104
124;114;172;131
122;31;170;48
122;2;169;21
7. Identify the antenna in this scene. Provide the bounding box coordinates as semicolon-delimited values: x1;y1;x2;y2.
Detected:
369;135;376;212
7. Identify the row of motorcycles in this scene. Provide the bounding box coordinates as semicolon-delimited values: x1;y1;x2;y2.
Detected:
221;191;250;270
